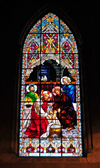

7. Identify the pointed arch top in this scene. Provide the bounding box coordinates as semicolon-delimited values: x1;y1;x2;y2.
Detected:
22;13;79;77
19;10;83;157
19;4;83;47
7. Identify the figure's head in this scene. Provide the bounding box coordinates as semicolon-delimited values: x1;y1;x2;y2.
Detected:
43;93;49;101
52;86;63;96
63;78;70;85
61;76;71;85
41;91;52;101
55;88;60;96
29;86;34;93
26;84;37;93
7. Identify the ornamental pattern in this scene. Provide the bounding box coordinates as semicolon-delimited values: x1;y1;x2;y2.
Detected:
19;13;83;157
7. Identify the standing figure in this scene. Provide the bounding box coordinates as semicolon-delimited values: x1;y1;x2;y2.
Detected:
61;76;75;103
52;86;75;131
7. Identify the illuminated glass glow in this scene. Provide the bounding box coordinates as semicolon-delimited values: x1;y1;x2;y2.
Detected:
19;13;83;157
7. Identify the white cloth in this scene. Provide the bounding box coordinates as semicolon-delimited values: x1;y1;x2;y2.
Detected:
41;75;47;81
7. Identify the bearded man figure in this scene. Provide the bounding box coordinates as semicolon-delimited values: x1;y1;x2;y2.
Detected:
24;91;52;138
52;86;76;131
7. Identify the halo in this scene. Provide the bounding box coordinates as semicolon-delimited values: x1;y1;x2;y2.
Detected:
26;84;37;92
61;76;71;85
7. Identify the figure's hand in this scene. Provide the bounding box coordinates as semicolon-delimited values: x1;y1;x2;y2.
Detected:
47;115;52;119
52;113;56;119
57;108;61;113
27;97;30;102
49;111;53;115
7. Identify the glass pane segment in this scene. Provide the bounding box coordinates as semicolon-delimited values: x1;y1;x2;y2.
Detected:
19;138;40;156
42;33;58;54
23;34;40;54
39;56;61;82
76;102;81;120
75;69;80;85
29;20;41;34
62;138;82;156
60;34;78;54
60;67;76;85
60;53;74;68
76;85;81;102
40;138;61;156
26;54;40;68
74;54;79;68
42;13;59;33
60;19;72;33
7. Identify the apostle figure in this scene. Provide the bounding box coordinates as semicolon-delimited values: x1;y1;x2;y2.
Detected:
52;86;76;131
24;91;52;138
61;76;75;103
25;84;39;103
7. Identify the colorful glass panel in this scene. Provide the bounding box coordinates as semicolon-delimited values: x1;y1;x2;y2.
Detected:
19;13;83;157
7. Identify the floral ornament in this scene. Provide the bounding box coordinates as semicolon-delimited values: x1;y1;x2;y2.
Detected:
46;144;55;153
37;146;44;153
43;34;58;53
58;145;65;153
67;144;75;153
26;144;34;153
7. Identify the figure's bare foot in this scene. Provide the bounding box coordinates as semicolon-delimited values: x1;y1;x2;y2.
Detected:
57;108;61;113
52;114;56;119
67;127;73;131
48;115;52;119
54;110;57;114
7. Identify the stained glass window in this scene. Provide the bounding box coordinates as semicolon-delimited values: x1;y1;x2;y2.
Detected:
19;13;83;157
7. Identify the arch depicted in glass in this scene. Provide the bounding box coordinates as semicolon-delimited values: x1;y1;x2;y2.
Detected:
19;13;82;157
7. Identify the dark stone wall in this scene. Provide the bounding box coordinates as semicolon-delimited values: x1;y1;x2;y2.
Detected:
1;0;100;167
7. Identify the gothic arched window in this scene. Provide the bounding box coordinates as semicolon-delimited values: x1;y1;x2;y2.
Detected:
19;13;82;157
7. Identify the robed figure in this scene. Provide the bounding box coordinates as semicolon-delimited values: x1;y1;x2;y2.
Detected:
52;86;76;131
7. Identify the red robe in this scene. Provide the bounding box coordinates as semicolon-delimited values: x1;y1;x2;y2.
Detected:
24;102;48;138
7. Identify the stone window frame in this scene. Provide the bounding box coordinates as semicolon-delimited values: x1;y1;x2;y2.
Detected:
10;4;93;159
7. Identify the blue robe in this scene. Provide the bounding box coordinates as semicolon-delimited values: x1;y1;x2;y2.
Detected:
62;85;75;103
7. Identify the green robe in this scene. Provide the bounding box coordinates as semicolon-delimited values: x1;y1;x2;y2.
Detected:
25;92;39;102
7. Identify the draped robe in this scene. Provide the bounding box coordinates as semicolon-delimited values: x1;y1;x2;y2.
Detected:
53;93;76;129
24;102;48;138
